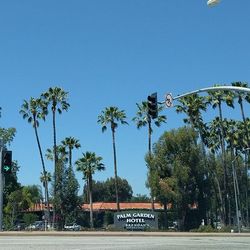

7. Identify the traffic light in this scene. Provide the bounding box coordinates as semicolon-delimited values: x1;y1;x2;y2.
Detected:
147;92;158;119
1;151;12;174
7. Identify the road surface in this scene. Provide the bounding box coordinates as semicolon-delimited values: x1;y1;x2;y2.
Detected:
0;235;249;250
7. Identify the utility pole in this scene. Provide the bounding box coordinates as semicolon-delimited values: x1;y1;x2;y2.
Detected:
0;139;4;231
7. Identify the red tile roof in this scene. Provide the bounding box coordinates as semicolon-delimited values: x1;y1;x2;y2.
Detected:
81;202;171;211
26;202;170;212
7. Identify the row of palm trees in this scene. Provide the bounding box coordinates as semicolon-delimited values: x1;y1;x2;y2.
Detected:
19;88;130;228
175;82;250;226
19;82;250;228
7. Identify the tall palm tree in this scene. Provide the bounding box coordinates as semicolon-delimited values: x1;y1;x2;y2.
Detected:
207;85;234;225
132;101;167;154
40;171;52;188
42;87;70;226
62;137;81;169
19;97;51;226
97;106;128;211
75;151;105;228
132;101;166;210
40;171;52;223
231;82;250;145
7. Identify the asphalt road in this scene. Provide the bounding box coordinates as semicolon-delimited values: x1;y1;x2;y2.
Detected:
0;236;249;250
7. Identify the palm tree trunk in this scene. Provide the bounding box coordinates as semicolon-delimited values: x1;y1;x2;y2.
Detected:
89;176;94;229
147;117;155;211
34;123;51;227
148;116;152;154
218;103;229;225
112;128;120;211
52;109;57;228
69;148;72;169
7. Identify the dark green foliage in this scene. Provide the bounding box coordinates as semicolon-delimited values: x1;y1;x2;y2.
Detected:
131;194;150;202
61;166;80;224
83;177;133;203
22;213;39;226
147;127;210;230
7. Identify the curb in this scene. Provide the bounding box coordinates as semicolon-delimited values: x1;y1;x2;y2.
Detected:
0;231;249;237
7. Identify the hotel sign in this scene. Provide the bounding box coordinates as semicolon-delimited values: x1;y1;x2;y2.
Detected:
114;210;158;230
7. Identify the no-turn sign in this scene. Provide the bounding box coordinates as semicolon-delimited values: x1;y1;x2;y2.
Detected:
165;93;173;107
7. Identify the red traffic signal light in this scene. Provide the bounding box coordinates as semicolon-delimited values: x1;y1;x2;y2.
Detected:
147;92;158;119
1;151;12;174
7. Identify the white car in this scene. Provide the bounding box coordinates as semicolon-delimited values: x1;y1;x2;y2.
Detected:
64;223;81;231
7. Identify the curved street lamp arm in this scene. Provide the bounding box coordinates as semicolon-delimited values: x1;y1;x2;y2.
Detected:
172;86;250;100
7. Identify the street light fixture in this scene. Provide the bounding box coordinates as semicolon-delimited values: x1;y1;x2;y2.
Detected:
207;0;221;7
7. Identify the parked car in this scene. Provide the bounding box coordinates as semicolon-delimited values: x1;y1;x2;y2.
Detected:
64;223;81;231
26;221;45;231
13;222;26;231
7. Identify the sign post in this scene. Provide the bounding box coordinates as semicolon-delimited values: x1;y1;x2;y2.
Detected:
0;140;4;231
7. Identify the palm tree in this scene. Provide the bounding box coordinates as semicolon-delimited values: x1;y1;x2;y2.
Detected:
40;171;52;225
75;151;105;228
19;97;51;226
40;171;52;188
231;82;250;145
42;87;70;226
62;137;81;169
97;106;128;211
132;101;166;154
132;101;166;210
207;85;234;225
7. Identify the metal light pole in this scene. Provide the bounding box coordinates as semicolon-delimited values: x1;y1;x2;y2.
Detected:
232;148;250;233
0;139;4;231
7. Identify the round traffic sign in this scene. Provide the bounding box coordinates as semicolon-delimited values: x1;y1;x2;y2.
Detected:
165;93;173;107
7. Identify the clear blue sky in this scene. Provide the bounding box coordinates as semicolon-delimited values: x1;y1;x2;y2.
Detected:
0;0;250;197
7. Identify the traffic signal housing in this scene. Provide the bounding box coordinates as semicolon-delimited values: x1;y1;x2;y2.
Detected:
1;151;12;174
147;92;158;119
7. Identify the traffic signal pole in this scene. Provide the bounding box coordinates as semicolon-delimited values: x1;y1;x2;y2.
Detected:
0;140;4;231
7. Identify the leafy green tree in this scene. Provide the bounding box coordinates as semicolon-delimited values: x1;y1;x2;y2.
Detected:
3;161;21;206
97;106;128;211
75;151;105;228
4;185;42;229
82;180;105;203
61;164;80;225
46;145;68;229
42;87;70;226
103;177;133;202
22;213;39;227
131;194;150;202
176;94;210;224
148;127;206;230
19;97;50;225
83;177;133;203
0;128;16;146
